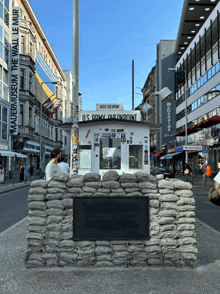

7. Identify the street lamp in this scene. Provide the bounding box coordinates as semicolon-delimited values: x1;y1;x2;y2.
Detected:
40;80;61;175
168;68;188;164
141;87;172;121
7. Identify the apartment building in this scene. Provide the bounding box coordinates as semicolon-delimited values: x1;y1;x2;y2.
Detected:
0;0;70;179
173;0;220;174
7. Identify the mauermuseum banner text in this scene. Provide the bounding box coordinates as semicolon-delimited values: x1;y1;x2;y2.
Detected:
10;8;20;135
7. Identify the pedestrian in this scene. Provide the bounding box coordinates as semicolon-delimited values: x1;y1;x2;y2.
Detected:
58;155;70;174
45;148;61;180
20;163;24;182
29;164;34;180
185;163;193;183
24;163;28;182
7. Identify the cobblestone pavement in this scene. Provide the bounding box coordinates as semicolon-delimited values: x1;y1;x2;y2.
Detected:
0;186;30;233
1;218;220;294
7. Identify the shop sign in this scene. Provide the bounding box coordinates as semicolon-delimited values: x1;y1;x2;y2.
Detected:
183;145;202;151
0;145;8;150
80;110;141;121
202;145;209;154
167;102;172;132
96;104;123;111
176;147;183;151
10;7;20;135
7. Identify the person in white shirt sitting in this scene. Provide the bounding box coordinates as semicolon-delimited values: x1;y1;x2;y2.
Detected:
58;156;70;174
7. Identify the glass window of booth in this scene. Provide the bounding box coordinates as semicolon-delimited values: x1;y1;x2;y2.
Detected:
129;145;143;169
100;138;121;169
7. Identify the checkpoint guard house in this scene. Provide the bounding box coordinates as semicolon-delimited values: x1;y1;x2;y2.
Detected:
61;104;161;176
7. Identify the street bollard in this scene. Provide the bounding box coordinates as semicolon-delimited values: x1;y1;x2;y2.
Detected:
203;172;206;187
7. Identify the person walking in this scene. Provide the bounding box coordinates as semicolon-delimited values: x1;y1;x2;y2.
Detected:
20;163;24;182
45;148;61;179
24;163;28;182
29;164;34;180
58;156;70;174
186;163;193;183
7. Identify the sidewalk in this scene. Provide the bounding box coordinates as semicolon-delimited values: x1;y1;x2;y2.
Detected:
0;217;220;293
0;181;31;194
0;174;40;194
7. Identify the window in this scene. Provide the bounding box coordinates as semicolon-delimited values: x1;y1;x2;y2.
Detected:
4;7;9;27
79;146;91;169
5;0;9;10
1;106;7;140
20;36;25;54
100;138;121;169
0;26;2;42
212;66;216;77
208;69;212;80
29;107;32;126
20;69;25;90
129;145;143;169
19;104;23;125
203;73;207;83
55;128;58;141
30;42;33;58
0;3;3;21
216;62;220;73
29;73;32;92
3;84;8;100
3;69;8;84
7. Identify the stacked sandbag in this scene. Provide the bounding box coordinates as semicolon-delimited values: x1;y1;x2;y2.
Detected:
157;178;179;266
174;180;197;267
26;180;48;267
25;171;197;268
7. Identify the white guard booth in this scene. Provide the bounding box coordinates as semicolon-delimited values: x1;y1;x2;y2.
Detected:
61;103;161;176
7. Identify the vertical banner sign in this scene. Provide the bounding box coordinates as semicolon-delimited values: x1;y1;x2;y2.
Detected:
10;8;20;135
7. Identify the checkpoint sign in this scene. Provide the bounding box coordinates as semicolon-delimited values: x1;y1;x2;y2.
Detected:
202;144;208;154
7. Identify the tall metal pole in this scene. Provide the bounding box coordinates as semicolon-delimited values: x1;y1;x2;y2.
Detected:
40;84;43;172
132;60;134;110
73;0;79;122
185;70;188;164
71;0;79;173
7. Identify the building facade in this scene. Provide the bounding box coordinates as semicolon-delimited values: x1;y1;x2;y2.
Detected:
173;0;220;175
0;0;71;180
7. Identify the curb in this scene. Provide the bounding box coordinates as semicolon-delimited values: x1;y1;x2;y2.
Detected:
0;183;30;194
0;216;28;237
196;218;220;237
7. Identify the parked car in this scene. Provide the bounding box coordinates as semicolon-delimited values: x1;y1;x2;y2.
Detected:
150;166;175;178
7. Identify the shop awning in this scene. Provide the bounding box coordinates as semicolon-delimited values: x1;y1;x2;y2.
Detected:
190;116;220;130
172;127;203;137
0;151;16;157
0;151;27;158
161;151;183;160
154;150;164;157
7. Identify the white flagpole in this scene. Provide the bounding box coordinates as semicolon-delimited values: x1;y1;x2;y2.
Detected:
71;0;79;173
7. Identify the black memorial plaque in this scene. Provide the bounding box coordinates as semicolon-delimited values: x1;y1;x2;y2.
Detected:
73;197;149;240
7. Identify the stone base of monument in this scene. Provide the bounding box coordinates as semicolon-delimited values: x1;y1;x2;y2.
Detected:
25;171;197;268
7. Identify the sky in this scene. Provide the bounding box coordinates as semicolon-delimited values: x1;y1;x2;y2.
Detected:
30;0;184;111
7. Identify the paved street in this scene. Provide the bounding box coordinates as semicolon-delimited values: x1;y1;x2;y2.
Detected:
0;186;30;233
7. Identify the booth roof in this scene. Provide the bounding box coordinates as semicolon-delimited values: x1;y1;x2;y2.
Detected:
60;119;162;135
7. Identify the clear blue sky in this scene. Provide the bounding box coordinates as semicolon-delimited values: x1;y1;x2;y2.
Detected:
30;0;183;111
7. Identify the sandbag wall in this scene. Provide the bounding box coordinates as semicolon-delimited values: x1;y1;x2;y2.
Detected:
25;171;197;268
